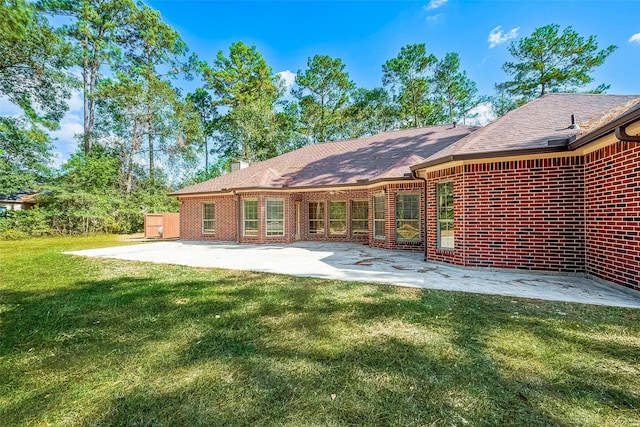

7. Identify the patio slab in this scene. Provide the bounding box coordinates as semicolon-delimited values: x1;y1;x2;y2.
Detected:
66;240;640;308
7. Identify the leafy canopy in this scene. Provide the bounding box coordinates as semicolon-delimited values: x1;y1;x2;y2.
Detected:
498;24;617;101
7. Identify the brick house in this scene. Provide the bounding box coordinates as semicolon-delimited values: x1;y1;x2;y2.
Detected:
173;94;640;292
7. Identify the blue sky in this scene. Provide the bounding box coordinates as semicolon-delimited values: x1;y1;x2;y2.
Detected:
4;0;639;167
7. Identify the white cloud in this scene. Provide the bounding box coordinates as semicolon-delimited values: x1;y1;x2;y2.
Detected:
67;89;83;112
423;0;448;10
488;26;520;48
426;13;443;22
277;70;296;93
49;112;82;159
466;102;495;126
629;33;640;44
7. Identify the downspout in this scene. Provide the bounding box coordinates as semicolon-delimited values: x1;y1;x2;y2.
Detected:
234;191;241;243
412;169;429;262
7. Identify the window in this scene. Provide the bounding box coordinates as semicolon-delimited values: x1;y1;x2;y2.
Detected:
437;182;454;249
244;199;258;236
0;206;6;219
202;203;215;234
266;199;284;236
351;200;368;236
373;194;385;240
329;201;347;235
396;193;420;241
308;201;325;235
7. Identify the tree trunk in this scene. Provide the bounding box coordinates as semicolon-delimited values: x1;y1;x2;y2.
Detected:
82;35;91;155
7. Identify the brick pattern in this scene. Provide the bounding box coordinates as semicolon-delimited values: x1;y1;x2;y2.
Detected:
425;159;585;272
585;141;640;291
179;195;238;241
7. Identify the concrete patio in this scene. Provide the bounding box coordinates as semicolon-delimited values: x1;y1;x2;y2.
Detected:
66;240;640;308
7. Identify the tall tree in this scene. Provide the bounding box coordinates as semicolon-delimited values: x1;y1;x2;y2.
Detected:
432;53;479;124
382;44;438;128
1;0;73;127
293;54;354;143
40;0;136;154
122;4;198;184
186;88;217;173
343;87;398;138
498;24;617;102
205;41;289;162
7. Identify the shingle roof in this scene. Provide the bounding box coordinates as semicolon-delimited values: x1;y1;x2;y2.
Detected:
173;124;476;195
420;94;640;166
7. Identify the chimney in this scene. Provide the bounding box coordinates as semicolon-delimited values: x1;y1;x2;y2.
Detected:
231;161;249;172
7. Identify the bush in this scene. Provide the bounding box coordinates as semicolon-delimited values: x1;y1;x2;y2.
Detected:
0;208;50;238
0;228;30;240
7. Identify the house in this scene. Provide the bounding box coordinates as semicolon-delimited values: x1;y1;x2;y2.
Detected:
0;192;38;218
172;93;640;293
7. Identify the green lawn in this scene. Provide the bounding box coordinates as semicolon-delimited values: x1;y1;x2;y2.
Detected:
1;236;639;426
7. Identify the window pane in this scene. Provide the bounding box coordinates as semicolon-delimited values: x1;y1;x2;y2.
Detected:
244;200;258;236
203;203;215;233
396;193;420;241
351;200;368;235
309;202;325;234
373;195;385;239
266;199;284;236
329;201;347;235
437;183;454;249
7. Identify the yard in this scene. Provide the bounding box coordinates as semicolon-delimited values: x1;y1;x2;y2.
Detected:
1;235;639;426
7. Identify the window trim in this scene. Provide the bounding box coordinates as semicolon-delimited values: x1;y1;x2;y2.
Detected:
308;201;325;235
266;198;285;237
202;202;215;234
437;182;454;250
329;200;347;236
373;193;385;240
395;192;421;242
350;199;369;236
243;199;258;237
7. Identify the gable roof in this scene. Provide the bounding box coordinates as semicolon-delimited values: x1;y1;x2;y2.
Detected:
412;94;640;170
173;124;476;195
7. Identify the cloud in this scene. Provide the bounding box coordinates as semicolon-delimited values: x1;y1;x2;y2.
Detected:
276;70;296;94
629;33;640;44
423;0;448;10
49;112;82;159
488;26;520;48
426;13;443;22
466;102;495;126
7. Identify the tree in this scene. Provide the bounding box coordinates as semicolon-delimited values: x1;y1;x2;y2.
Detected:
186;88;217;172
293;54;354;143
40;0;136;154
0;0;73;128
122;4;199;184
432;53;480;124
498;24;617;102
342;87;398;138
205;41;282;108
382;44;438;128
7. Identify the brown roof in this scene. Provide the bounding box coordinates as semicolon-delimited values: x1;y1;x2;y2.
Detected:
415;94;640;169
173;124;476;195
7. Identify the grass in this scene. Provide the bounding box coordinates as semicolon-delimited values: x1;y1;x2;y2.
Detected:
1;235;639;426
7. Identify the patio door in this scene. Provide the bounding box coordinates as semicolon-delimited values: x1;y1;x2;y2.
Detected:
295;201;301;240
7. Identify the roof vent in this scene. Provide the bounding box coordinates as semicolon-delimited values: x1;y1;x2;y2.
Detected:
568;114;580;130
452;121;457;128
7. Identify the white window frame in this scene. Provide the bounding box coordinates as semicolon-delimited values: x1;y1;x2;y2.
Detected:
395;192;420;242
329;200;347;236
202;202;215;234
243;199;258;237
373;193;385;240
437;182;454;249
266;198;285;237
308;201;325;235
350;199;369;236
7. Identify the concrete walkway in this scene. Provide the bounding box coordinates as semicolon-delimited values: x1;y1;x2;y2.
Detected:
66;241;640;308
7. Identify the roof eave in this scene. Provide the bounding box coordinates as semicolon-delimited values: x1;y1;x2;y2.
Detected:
568;107;640;150
410;146;569;171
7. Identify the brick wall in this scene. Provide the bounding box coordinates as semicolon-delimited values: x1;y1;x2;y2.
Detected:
585;141;640;291
179;195;237;241
425;158;585;272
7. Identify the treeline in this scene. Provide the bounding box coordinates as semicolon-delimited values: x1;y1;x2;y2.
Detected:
0;0;616;238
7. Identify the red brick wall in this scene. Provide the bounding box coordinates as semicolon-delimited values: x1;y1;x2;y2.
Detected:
179;195;238;241
425;158;585;272
585;141;640;291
